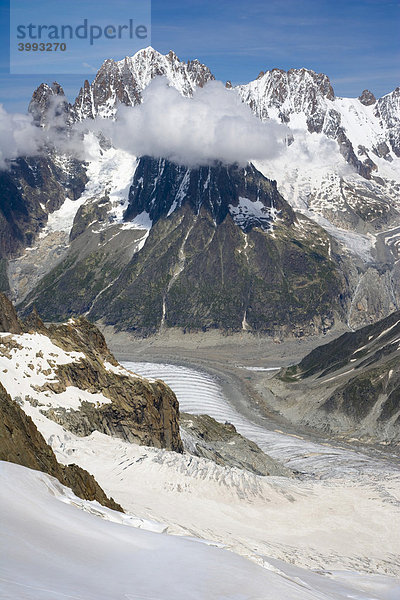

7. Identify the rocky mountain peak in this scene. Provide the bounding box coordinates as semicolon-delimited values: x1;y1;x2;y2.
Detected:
124;157;294;232
236;67;335;125
29;81;72;127
72;46;215;120
167;49;178;61
359;89;376;106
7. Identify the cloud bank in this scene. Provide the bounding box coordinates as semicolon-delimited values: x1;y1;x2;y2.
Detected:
0;78;289;169
90;78;289;167
0;105;43;169
0;98;84;169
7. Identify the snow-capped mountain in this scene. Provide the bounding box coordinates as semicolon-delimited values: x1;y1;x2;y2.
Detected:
237;68;399;175
238;67;400;241
28;47;215;125
3;47;400;334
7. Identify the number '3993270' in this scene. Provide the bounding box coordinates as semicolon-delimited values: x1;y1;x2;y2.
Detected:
17;42;67;51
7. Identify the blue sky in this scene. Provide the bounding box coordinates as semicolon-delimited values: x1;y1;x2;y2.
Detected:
0;0;399;112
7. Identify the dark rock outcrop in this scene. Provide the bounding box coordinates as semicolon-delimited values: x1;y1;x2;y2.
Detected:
0;381;122;511
282;309;400;380
35;317;183;453
0;156;87;260
358;89;376;106
375;87;400;157
180;413;293;477
0;292;22;334
124;158;294;230
1;296;183;453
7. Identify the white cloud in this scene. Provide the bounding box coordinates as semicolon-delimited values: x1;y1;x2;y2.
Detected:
0;105;42;169
0;99;85;169
1;78;342;172
89;78;289;167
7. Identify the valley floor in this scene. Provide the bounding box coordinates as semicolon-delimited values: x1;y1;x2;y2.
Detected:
106;326;399;456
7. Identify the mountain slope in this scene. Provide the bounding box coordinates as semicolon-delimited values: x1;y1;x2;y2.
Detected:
6;462;397;600
0;293;183;452
21;158;347;336
2;47;400;334
0;155;86;260
268;310;400;442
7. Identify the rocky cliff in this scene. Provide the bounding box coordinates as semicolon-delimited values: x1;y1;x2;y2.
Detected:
0;293;183;452
0;292;22;333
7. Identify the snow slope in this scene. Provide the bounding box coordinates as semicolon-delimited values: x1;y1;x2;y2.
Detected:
3;462;399;600
1;331;399;593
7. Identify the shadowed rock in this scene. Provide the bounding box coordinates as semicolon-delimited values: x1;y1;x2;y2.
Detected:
0;292;22;334
0;381;123;511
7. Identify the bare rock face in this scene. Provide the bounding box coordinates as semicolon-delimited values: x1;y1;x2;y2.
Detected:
22;306;48;334
0;155;87;261
0;382;122;511
85;158;345;336
180;413;293;477
358;89;376;106
0;295;183;453
375;87;400;157
0;292;22;334
347;268;398;330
